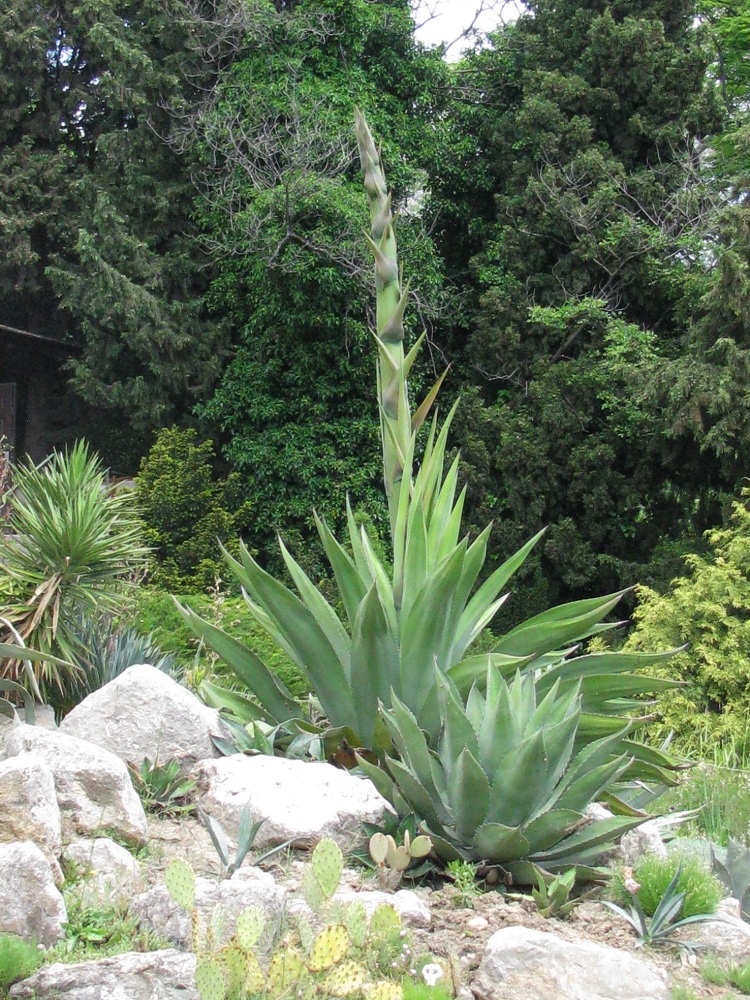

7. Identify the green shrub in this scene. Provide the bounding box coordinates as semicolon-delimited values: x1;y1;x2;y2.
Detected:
625;489;750;757
654;763;750;847
135;427;244;592
609;850;725;919
0;934;41;989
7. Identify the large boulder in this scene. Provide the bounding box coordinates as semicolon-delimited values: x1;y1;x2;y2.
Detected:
63;837;145;908
60;664;229;771
1;725;147;846
130;866;289;949
0;753;62;865
0;841;67;946
9;950;198;1000
472;927;670;1000
0;706;56;753
196;755;393;852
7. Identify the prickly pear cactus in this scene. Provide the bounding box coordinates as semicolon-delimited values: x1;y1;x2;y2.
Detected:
311;838;344;901
410;835;432;859
165;858;196;911
195;957;226;1000
302;865;325;911
369;832;390;866
368;982;404;1000
308;924;350;972
236;906;265;952
297;913;316;956
324;960;367;996
267;947;306;996
342;899;368;948
243;950;266;994
369;903;401;939
219;945;246;996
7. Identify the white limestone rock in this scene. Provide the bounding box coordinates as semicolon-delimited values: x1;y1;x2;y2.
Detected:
9;950;198;999
472;926;670;1000
63;837;145;908
0;705;56;752
130;866;289;949
196;754;393;852
0;841;67;946
1;725;147;846
59;664;229;771
0;753;62;865
673;914;750;962
620;820;668;866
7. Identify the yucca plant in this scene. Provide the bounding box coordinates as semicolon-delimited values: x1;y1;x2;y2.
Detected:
357;664;646;881
0;442;148;706
179;111;680;786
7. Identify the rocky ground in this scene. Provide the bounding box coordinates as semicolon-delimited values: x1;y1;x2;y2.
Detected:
2;663;750;1000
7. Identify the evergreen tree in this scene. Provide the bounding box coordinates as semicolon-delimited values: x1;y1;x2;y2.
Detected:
427;0;729;612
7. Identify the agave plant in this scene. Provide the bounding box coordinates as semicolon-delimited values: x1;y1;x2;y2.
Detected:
0;640;69;722
357;664;646;881
179;111;680;786
0;442;148;705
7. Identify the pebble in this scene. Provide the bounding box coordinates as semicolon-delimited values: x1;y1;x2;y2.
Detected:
468;916;489;930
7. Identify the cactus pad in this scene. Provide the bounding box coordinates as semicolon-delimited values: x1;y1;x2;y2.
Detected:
302;865;325;911
308;924;350;971
165;859;196;911
389;845;411;871
195;957;226;1000
324;960;367;996
312;838;344;900
369;903;401;939
410;835;432;859
342;900;368;948
267;948;306;996
219;945;246;996
367;982;404;1000
244;950;266;994
297;913;315;956
369;832;390;865
236;906;265;952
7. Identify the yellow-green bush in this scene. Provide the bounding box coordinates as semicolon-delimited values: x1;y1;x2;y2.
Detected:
625;488;750;757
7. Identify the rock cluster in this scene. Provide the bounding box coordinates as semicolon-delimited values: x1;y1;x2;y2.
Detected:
1;662;745;1000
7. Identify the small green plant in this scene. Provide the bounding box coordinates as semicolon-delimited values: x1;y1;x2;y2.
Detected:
369;831;432;889
446;860;480;908
531;866;586;919
198;801;265;877
127;757;198;817
655;762;750;847
610;851;725;920
402;979;452;1000
0;934;41;990
604;865;716;947
713;837;750;922
700;956;750;994
165;838;410;1000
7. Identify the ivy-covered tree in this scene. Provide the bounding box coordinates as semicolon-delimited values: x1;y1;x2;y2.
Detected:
193;0;448;573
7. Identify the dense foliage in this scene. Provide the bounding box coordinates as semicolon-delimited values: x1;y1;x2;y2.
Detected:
4;0;750;750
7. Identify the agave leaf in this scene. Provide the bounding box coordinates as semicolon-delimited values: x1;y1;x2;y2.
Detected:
314;512;369;632
232;543;356;730
473;822;530;862
533;815;645;863
198;679;271;724
436;667;479;768
412;368;450;436
452;528;547;663
401;498;429;622
447;651;532;693
385;755;449;835
435;486;468;565
345;497;373;584
401;543;468;721
382;696;435;793
448;748;490;842
485;730;549;828
494;592;627;659
522;809;583;854
174;602;298;725
350;587;399;746
425;454;461;558
278;537;351;675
